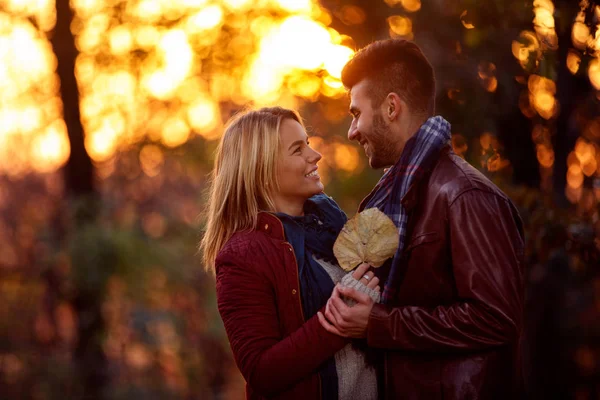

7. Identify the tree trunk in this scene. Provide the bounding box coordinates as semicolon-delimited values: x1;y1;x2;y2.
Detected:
51;0;94;200
49;1;106;399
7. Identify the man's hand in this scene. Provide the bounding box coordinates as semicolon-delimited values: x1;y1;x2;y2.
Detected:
317;284;375;338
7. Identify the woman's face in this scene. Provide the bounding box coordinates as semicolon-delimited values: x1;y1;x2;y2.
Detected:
273;119;323;214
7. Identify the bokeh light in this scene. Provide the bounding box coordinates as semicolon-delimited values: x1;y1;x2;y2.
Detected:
478;61;498;92
1;3;599;399
537;144;555;168
589;58;600;90
337;5;366;25
400;0;421;13
567;50;582;74
383;0;421;12
460;10;475;29
387;15;413;39
533;0;557;50
244;15;353;103
451;134;468;158
512;31;540;70
333;143;360;172
139;144;165;177
572;13;590;50
528;75;559;120
0;0;355;175
0;9;64;176
567;164;584;189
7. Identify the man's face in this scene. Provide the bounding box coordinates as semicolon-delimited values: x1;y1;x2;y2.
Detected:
347;80;398;169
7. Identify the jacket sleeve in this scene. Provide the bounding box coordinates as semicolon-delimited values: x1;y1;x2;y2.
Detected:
366;189;525;352
216;256;348;397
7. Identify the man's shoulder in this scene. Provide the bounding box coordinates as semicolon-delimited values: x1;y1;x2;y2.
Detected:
429;150;510;205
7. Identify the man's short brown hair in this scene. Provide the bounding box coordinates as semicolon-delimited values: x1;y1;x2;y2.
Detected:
341;39;436;116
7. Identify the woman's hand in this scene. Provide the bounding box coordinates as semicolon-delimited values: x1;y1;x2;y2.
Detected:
351;262;380;292
317;263;379;338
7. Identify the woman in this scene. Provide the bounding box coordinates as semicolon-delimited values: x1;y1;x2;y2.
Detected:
201;107;380;399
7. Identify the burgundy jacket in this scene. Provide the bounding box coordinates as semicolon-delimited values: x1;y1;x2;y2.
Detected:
215;213;348;399
361;147;525;399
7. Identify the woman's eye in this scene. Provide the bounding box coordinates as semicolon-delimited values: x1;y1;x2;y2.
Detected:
293;147;302;154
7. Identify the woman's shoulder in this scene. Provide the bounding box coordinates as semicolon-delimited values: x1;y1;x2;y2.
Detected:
216;222;282;264
217;230;259;261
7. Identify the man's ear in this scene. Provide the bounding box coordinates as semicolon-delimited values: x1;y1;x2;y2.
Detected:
384;93;402;122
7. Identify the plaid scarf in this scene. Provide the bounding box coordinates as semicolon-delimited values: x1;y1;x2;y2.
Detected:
363;116;451;304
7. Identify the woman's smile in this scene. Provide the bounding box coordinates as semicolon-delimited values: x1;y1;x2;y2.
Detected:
305;169;320;179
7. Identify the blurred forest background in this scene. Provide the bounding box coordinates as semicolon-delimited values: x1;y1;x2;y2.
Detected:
0;0;599;399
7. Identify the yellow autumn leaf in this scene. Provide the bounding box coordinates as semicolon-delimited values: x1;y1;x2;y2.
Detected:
333;208;399;271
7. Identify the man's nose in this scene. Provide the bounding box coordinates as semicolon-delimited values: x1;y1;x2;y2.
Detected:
348;121;359;141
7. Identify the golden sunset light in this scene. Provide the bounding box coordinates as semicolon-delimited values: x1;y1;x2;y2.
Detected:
572;13;590;50
589;58;600;89
528;75;558;120
512;30;540;69
533;0;557;49
0;0;354;175
388;15;413;39
567;50;582;74
1;0;597;217
536;144;555;168
1;2;600;399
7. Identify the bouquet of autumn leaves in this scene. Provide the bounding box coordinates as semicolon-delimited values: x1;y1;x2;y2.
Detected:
332;208;399;305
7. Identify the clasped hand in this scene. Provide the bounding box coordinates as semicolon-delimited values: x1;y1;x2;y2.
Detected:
317;263;378;338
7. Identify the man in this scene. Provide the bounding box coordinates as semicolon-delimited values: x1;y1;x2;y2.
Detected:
317;39;525;399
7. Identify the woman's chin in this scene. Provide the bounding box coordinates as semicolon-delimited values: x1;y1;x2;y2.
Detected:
313;181;325;194
301;184;324;200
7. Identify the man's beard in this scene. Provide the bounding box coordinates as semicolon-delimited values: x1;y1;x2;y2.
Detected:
368;112;397;169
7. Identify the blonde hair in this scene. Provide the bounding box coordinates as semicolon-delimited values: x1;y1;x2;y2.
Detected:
200;107;303;273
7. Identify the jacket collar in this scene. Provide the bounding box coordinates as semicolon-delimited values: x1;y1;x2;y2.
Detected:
400;182;419;212
400;145;452;212
257;212;286;240
358;146;452;213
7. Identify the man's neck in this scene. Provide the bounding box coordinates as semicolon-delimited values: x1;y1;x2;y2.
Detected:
406;114;429;138
394;114;429;159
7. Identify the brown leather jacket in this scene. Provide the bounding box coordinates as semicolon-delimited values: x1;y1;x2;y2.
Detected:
360;147;525;400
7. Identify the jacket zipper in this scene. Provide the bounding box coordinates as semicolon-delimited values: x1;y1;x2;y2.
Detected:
271;216;322;400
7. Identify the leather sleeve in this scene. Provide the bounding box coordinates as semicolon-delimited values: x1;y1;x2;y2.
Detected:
216;257;348;397
367;190;525;352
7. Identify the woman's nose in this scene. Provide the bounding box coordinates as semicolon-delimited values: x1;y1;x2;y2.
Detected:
309;148;322;163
